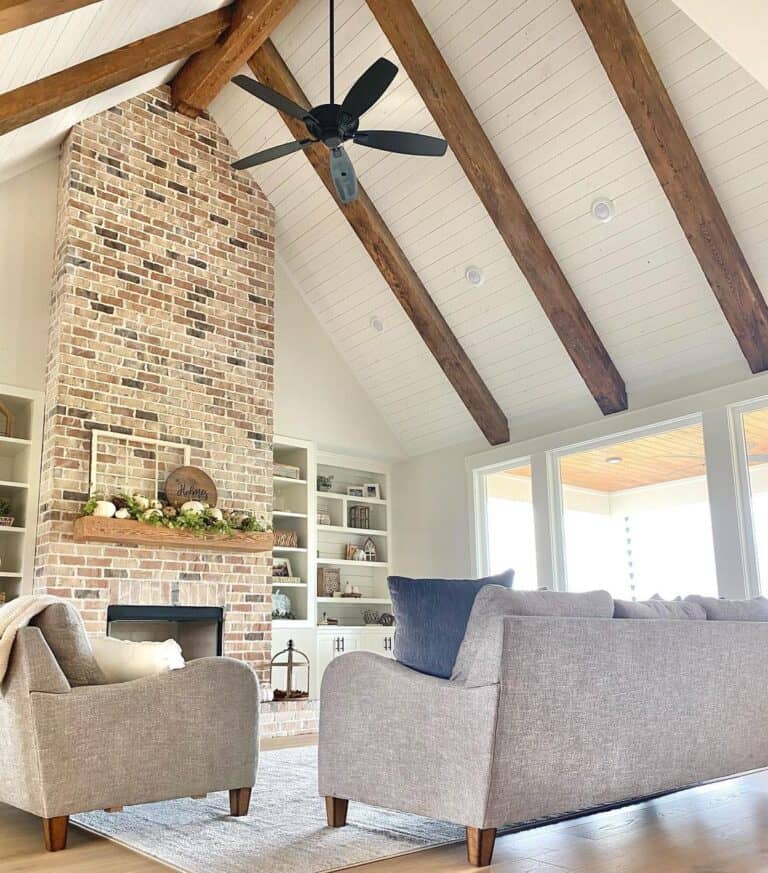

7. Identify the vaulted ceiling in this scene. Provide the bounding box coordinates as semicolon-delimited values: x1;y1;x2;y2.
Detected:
1;0;768;456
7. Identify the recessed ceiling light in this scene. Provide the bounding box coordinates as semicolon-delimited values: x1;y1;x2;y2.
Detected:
606;456;623;464
591;198;615;223
369;316;384;333
465;266;485;287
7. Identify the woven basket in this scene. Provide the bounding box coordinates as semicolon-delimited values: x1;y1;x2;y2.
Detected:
0;517;14;528
273;529;298;548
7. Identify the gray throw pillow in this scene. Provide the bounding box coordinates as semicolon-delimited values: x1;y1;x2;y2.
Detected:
684;594;768;621
388;570;514;679
452;588;614;686
32;603;107;687
614;598;705;620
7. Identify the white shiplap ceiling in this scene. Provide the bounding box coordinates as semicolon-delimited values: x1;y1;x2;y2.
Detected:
2;0;768;455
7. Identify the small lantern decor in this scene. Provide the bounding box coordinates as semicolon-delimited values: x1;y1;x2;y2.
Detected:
271;640;310;700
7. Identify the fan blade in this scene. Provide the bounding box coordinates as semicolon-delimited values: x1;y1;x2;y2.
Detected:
354;130;447;157
232;74;312;122
341;58;398;119
232;139;315;170
329;147;358;204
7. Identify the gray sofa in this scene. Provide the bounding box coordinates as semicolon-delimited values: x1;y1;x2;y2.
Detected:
319;589;768;866
0;603;259;851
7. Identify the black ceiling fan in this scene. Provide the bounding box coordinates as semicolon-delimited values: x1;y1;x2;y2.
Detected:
230;0;447;203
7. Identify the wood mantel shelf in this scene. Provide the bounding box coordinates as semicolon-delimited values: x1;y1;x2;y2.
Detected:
73;516;274;553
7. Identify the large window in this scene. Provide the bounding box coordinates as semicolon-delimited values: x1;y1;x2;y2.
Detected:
558;422;718;600
484;463;537;589
740;406;768;588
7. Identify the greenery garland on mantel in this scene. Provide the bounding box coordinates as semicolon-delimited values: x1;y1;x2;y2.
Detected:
81;492;270;537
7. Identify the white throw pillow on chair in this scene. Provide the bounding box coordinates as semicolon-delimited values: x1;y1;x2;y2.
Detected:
91;636;185;683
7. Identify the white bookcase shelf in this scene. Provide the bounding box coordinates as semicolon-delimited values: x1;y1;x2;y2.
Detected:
0;384;43;603
270;443;393;700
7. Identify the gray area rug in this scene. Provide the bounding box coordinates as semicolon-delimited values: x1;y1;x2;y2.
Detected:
74;745;466;873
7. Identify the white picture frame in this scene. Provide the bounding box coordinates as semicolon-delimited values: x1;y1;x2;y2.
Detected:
364;483;381;499
272;557;293;578
347;486;365;498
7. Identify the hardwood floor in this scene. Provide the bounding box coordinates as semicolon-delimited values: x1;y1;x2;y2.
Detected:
4;738;768;872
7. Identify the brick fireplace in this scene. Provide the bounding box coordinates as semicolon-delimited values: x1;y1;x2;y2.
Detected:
34;87;276;686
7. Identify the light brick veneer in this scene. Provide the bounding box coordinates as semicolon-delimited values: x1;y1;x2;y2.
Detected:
35;87;275;684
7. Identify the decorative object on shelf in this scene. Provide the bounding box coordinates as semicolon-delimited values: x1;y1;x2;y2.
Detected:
347;486;365;498
271;575;302;585
271;639;310;700
379;612;395;626
92;499;117;518
165;466;218;507
364;483;381;499
275;462;301;480
317;566;341;597
363;610;381;625
271;589;294;619
348;505;370;529
317;510;331;526
317;475;334;492
0;400;13;438
319;611;338;625
272;557;294;578
273;529;299;548
0;497;15;528
345;543;367;561
363;536;377;562
342;591;362;598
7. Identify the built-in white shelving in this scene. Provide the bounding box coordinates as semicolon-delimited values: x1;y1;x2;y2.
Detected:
0;384;43;603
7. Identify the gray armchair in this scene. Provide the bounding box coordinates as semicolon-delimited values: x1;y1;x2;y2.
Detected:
0;604;259;851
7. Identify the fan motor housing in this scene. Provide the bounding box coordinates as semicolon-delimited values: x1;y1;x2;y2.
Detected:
306;104;359;148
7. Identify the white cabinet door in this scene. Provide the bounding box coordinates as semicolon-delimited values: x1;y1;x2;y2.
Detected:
316;632;360;685
359;630;395;659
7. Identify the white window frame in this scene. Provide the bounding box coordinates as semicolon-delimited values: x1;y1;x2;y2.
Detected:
467;375;768;600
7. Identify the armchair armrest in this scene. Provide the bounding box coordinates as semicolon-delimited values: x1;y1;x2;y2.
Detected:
28;656;259;818
319;651;499;827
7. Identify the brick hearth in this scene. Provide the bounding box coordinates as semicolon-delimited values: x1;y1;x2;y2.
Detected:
34;87;275;685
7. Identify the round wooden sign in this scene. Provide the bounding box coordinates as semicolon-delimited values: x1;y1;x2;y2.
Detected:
164;466;218;508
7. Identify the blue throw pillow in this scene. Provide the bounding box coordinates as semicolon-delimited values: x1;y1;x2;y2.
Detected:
388;570;514;679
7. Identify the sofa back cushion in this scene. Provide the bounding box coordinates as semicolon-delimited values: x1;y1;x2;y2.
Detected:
31;603;107;687
388;570;514;679
614;598;706;620
452;587;614;686
685;594;768;620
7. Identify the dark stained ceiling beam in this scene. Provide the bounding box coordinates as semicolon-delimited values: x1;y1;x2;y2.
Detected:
0;7;231;135
0;0;101;36
572;0;768;373
365;0;627;416
247;40;510;446
171;0;298;118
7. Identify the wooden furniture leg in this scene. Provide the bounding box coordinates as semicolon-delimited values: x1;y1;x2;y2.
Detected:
466;826;496;867
42;816;69;852
229;787;252;816
325;796;349;827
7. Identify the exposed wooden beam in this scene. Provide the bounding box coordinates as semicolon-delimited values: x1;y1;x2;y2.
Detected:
572;0;768;373
248;41;510;446
365;0;627;416
0;0;101;36
171;0;298;118
0;7;231;136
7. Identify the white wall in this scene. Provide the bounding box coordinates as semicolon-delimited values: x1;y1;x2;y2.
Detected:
274;260;403;460
671;0;768;91
0;158;57;392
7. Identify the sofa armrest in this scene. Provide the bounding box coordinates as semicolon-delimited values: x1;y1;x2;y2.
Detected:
319;651;499;827
28;656;259;818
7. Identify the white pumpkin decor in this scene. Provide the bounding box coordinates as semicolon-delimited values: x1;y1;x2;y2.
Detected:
142;508;163;521
93;500;116;518
132;494;150;511
208;507;223;521
181;500;205;514
114;508;131;520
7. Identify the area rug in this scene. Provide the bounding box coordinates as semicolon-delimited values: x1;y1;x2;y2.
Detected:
73;745;467;873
